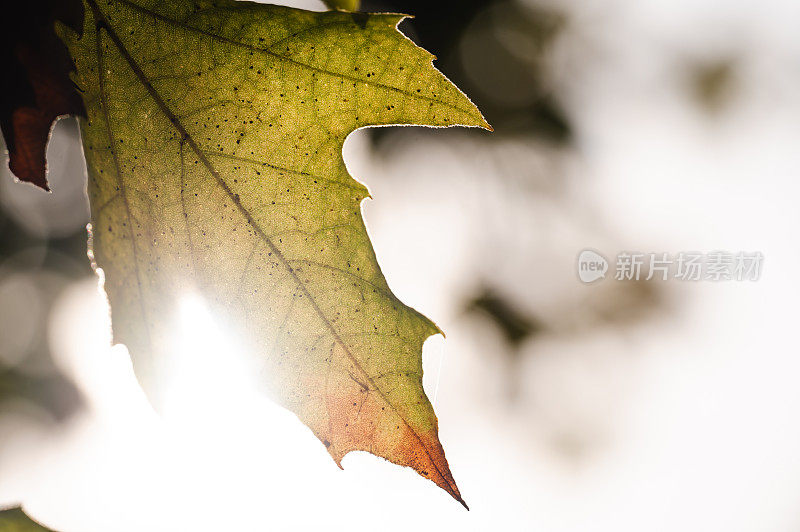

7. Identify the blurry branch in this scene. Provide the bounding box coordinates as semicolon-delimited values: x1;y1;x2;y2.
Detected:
465;288;543;347
464;287;545;401
462;278;667;405
585;279;664;327
689;58;738;114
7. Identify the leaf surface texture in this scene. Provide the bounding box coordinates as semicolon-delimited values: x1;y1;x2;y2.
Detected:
62;0;488;504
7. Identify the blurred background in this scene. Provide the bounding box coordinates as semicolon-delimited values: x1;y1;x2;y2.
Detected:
2;0;800;529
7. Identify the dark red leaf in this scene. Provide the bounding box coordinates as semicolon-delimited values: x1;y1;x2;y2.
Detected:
1;0;85;190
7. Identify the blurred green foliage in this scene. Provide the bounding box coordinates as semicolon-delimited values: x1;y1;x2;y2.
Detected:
0;507;54;531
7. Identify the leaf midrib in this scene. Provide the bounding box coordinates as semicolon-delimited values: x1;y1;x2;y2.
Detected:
85;0;462;504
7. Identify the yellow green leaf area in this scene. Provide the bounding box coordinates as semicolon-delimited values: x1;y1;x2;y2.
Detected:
60;0;488;506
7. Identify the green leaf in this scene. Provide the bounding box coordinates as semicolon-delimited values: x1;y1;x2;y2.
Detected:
0;508;54;531
60;0;488;505
322;0;360;12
